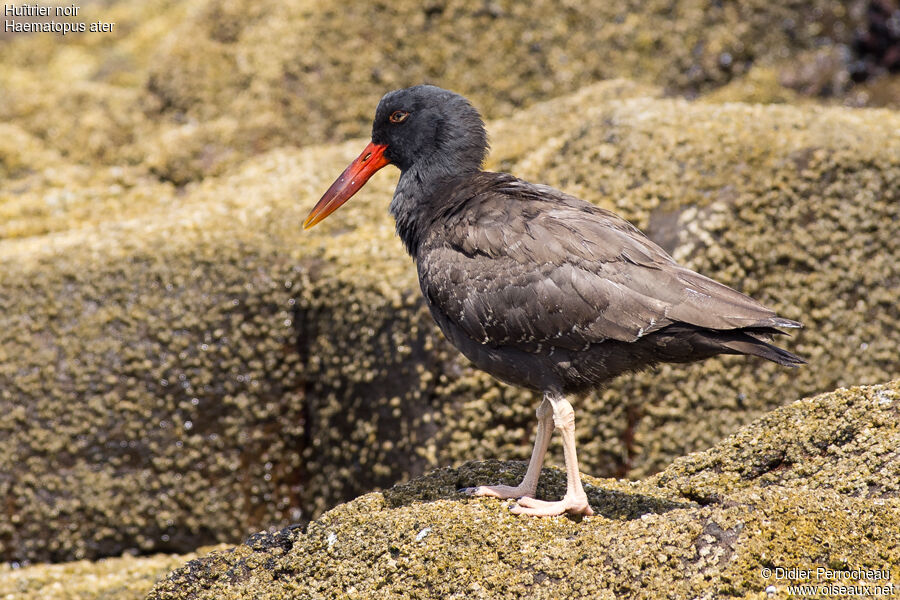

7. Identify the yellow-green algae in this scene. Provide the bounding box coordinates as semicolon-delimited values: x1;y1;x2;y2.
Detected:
0;546;227;600
147;381;900;600
1;83;898;563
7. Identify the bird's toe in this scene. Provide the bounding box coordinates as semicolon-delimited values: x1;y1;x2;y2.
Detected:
511;494;594;517
463;484;533;499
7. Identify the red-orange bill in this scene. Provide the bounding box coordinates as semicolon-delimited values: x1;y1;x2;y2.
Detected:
303;142;390;229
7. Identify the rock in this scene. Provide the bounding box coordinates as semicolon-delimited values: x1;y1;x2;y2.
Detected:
0;0;886;181
146;380;900;599
441;92;900;481
0;547;227;600
3;0;900;566
1;82;898;563
141;0;866;170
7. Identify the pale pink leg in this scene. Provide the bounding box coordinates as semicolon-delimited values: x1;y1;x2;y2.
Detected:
464;396;553;499
512;393;593;517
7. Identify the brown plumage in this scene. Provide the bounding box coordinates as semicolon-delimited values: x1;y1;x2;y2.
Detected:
305;85;805;517
416;172;803;394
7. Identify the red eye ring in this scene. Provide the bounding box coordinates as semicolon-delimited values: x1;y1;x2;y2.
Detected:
390;110;409;123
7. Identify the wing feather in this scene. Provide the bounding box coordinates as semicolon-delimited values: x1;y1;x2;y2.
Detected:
418;173;785;353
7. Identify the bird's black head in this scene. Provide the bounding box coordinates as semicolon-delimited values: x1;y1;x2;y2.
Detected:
304;85;487;229
372;85;488;174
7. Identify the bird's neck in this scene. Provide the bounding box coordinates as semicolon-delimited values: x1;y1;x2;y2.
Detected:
390;161;475;258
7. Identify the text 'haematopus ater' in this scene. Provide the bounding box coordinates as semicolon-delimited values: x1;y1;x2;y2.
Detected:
305;85;805;517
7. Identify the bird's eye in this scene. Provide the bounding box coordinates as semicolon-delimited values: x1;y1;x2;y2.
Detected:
389;110;409;123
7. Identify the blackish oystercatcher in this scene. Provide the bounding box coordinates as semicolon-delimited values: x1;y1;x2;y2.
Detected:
304;85;804;517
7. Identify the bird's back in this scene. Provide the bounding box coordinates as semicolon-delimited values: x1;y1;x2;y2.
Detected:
415;172;803;392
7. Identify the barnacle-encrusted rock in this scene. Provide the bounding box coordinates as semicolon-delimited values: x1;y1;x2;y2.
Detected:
493;94;900;480
146;381;900;600
1;0;887;181
1;81;898;563
141;0;865;163
0;546;227;600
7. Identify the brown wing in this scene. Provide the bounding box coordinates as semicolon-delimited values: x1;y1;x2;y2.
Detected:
417;173;797;353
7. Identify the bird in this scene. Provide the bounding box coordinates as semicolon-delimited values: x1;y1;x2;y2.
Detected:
304;85;805;517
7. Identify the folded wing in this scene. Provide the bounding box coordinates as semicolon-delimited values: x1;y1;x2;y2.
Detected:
418;173;799;354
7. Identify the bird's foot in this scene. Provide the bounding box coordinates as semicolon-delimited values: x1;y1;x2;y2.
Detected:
510;493;594;517
461;483;535;500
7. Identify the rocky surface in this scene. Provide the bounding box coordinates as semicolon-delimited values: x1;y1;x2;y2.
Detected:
2;0;899;566
0;546;227;600
2;0;895;183
1;81;898;563
147;380;900;599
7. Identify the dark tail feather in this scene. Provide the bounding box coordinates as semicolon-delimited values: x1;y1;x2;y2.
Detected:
720;334;807;367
